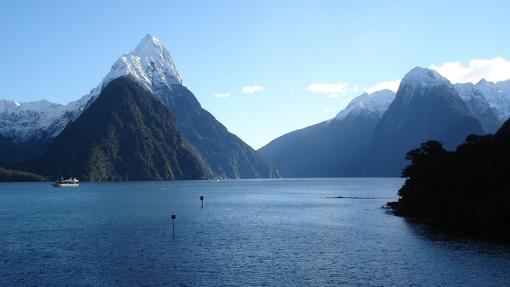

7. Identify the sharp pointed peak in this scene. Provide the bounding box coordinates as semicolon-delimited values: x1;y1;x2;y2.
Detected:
132;33;169;59
138;33;160;46
98;33;182;91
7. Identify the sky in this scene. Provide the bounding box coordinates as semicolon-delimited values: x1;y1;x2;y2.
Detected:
1;0;510;149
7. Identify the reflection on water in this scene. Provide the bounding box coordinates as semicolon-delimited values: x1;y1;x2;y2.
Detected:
1;178;509;286
403;218;510;254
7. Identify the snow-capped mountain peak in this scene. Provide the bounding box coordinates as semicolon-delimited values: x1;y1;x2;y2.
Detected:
133;34;170;59
335;89;395;121
401;67;450;88
102;34;181;93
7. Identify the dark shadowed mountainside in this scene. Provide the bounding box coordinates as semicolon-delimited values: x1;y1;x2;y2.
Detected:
260;113;380;177
22;77;209;181
0;135;51;163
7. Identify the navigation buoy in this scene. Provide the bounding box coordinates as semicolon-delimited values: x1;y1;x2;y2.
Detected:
200;195;204;208
171;214;176;238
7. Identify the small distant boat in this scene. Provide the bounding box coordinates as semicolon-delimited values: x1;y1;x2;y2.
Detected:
53;177;79;188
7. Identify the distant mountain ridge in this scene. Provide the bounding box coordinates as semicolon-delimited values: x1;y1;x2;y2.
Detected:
455;82;501;133
0;96;94;161
260;90;395;177
335;89;395;120
261;67;510;177
476;79;510;121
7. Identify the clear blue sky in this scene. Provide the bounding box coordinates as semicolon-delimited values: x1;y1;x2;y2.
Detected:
1;0;509;148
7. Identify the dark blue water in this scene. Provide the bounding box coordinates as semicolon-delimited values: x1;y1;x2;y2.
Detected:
1;178;509;286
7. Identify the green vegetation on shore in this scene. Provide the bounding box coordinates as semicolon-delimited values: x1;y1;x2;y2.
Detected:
0;166;48;182
388;118;510;236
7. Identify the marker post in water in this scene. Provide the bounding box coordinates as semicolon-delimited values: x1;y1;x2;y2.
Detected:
200;195;204;208
171;213;176;238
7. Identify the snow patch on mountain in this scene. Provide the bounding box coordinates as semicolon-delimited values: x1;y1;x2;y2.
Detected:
0;95;95;141
335;89;395;121
454;82;502;132
475;79;510;121
455;82;493;113
400;67;451;89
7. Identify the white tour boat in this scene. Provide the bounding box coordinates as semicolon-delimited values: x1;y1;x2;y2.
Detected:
53;177;80;188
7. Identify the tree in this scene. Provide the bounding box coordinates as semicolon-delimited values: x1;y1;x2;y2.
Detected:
402;140;447;177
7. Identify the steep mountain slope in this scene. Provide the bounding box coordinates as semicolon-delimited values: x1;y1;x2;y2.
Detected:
370;67;485;176
103;34;278;179
454;82;501;133
154;84;278;178
24;77;209;181
260;90;395;177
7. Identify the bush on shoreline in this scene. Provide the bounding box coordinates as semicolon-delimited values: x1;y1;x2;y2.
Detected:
388;119;510;236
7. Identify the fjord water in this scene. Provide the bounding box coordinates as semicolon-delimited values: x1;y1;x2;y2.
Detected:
1;179;509;286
